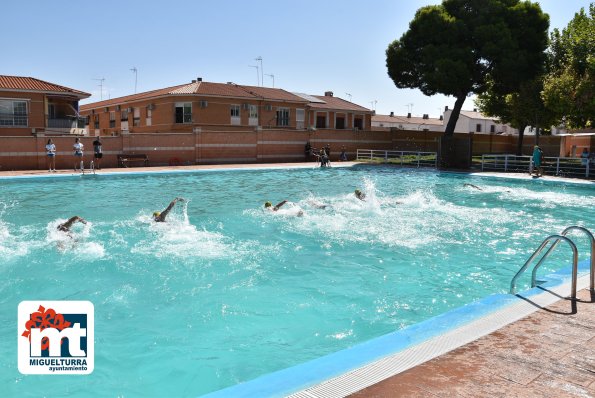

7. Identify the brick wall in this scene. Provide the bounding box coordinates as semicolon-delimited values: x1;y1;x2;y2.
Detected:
0;130;567;171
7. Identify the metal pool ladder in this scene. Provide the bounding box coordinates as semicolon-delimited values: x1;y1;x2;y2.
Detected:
510;226;595;299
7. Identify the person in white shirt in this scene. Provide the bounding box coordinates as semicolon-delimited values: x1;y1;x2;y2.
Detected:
46;139;56;172
73;137;84;171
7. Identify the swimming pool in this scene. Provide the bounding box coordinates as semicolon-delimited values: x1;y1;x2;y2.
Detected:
1;165;593;397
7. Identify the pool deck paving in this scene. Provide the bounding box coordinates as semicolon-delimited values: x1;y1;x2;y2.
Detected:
351;288;595;398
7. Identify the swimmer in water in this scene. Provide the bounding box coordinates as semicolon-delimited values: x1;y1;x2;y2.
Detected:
354;189;366;201
464;183;483;191
264;200;288;211
57;216;87;232
264;200;304;216
153;197;185;222
307;199;328;210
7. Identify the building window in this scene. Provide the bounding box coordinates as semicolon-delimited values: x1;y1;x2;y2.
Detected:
336;116;345;129
248;104;258;126
133;107;140;127
249;105;258;119
109;111;116;128
316;115;327;128
146;109;152;126
175;102;192;124
276;107;290;127
354;116;363;130
476;124;482;132
230;105;240;118
94;116;99;129
120;109;129;121
296;108;305;129
490;125;495;133
0;100;28;126
230;105;241;125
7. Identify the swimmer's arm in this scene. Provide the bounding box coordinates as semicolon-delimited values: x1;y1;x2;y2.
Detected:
274;200;287;210
159;198;180;220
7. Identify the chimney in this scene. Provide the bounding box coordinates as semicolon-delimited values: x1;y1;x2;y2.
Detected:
197;77;202;82
407;113;411;118
423;114;428;119
444;106;449;111
191;79;197;83
324;91;333;97
440;115;443;121
390;111;394;117
473;108;477;112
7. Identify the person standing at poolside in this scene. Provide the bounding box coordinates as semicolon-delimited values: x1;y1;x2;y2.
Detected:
580;148;589;167
45;139;56;172
73;137;84;171
339;146;347;161
93;137;103;170
532;145;543;177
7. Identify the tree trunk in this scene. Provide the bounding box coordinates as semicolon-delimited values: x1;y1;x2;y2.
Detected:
516;124;526;155
535;127;540;146
444;94;467;137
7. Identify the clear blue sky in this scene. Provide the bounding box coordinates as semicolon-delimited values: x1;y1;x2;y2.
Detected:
2;0;591;117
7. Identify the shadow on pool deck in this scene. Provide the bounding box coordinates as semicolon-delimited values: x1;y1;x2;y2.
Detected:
351;288;595;398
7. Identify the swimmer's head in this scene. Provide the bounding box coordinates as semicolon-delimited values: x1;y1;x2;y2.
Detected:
354;189;361;195
153;211;161;218
264;202;272;208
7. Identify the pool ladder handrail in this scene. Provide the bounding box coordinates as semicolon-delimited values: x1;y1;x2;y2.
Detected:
510;226;595;299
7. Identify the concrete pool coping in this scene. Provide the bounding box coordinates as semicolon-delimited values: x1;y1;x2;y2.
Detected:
202;261;592;398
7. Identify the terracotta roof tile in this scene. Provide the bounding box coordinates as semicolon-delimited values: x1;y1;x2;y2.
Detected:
0;75;90;97
309;95;371;112
195;82;257;98
80;84;190;110
238;86;308;102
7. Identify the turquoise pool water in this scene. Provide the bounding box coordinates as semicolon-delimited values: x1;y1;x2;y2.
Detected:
0;165;593;397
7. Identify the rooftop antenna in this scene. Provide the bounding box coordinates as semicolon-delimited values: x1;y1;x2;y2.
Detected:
345;93;352;102
265;73;275;88
370;100;378;111
405;103;414;114
255;56;263;87
93;78;105;100
130;67;138;93
249;65;259;86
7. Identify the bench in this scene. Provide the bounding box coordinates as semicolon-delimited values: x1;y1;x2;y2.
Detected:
117;154;149;168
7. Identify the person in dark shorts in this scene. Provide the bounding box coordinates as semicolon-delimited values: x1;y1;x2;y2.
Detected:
73;137;84;171
93;137;103;169
46;138;56;172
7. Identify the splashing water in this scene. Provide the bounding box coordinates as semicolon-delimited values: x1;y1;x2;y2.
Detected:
0;166;593;397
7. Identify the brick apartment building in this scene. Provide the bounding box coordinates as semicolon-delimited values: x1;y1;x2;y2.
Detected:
79;79;372;135
0;75;90;136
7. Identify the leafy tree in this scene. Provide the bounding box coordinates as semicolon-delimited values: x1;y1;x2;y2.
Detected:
386;0;549;137
543;4;595;128
476;76;557;153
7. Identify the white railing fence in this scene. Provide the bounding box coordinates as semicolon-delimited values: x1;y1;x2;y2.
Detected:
356;149;437;168
481;154;592;178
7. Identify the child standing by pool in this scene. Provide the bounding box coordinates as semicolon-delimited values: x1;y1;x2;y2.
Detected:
73;137;84;171
45;139;56;172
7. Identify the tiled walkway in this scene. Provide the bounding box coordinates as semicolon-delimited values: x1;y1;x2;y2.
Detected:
351;289;595;398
